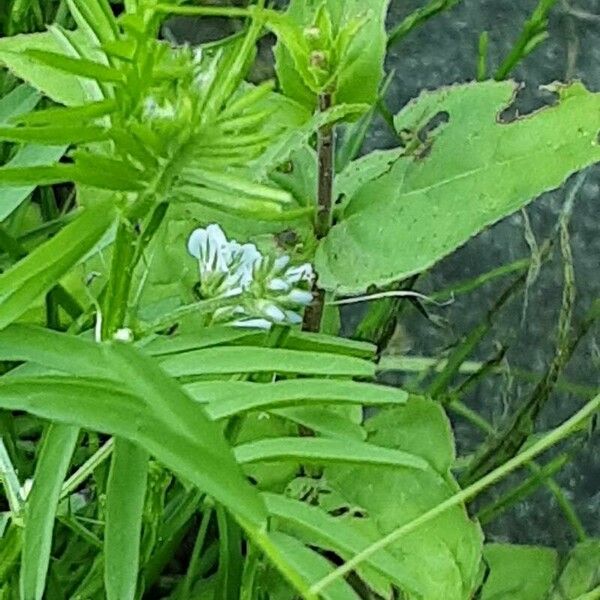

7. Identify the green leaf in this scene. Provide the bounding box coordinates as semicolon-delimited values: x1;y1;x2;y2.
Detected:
0;145;67;222
481;544;558;599
0;369;267;530
252;102;368;178
273;0;390;109
264;531;361;600
320;399;483;599
0;31;91;106
0;325;109;378
105;440;148;600
104;342;268;529
0;85;40;124
0;125;109;144
263;493;421;594
24;50;124;84
66;0;119;46
20;424;78;600
11;99;117;126
334;148;403;205
273;406;365;440
550;540;600;598
316;81;600;293
159;347;375;379
234;437;428;470
184;379;407;420
141;327;264;357
0;199;116;329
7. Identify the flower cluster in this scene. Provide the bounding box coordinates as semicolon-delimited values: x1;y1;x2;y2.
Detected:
187;225;314;329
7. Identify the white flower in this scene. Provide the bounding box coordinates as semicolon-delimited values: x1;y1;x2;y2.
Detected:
187;224;314;328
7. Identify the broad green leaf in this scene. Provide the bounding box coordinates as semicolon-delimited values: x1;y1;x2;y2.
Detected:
234;437;428;470
550;540;600;598
317;81;600;293
21;424;78;600
273;406;365;439
263;531;361;600
0;199;116;329
481;544;558;599
0;31;90;106
184;379;407;420
105;440;148;600
320;399;483;599
159;347;375;379
0;85;40;124
334;148;403;204
263;493;421;594
273;0;390;109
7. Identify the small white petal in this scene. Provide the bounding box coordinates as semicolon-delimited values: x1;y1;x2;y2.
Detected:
268;278;290;292
261;302;287;323
284;310;303;325
233;318;273;329
274;255;291;271
285;263;314;284
287;289;314;306
187;228;207;259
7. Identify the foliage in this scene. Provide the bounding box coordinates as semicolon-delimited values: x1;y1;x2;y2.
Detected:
0;0;598;599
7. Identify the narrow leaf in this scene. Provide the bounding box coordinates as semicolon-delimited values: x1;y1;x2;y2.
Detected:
20;424;78;600
0;125;109;144
185;379;407;420
105;440;149;600
0;199;116;329
24;49;124;83
234;437;428;469
11;99;117;126
159;347;375;379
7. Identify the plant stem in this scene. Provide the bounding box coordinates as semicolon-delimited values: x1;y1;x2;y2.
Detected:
309;391;600;595
59;439;114;501
303;93;335;333
494;0;558;80
101;219;138;339
387;0;462;48
154;4;253;18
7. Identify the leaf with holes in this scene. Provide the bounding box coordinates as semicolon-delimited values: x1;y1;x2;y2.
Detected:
316;81;600;293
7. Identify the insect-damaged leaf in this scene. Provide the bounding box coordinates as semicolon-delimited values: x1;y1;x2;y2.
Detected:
316;81;600;293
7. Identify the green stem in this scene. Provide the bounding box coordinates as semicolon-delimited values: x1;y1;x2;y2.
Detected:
154;4;253;18
180;507;213;600
309;392;600;595
387;0;462;48
449;399;586;541
494;0;558;80
59;439;114;501
101;219;138;339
